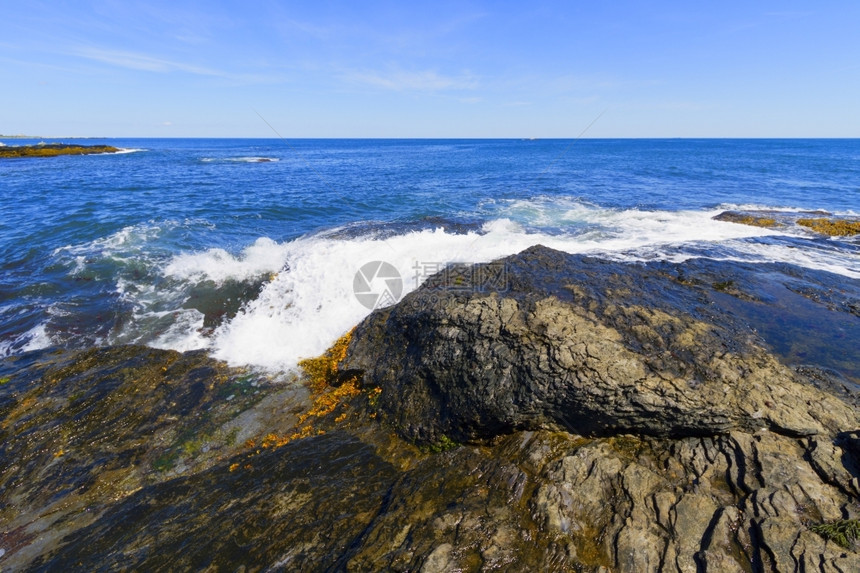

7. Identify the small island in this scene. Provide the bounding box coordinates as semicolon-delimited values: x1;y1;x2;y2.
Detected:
715;209;860;236
0;143;120;158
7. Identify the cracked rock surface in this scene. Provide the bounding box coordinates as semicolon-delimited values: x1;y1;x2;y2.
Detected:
3;245;858;571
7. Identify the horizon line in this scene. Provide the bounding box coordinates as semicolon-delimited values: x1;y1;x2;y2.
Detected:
3;135;860;141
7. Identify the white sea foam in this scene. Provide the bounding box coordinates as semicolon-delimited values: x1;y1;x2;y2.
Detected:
200;157;279;163
164;237;291;282
54;220;176;261
206;227;518;372
181;207;791;373
149;309;210;352
92;200;856;375
0;323;53;357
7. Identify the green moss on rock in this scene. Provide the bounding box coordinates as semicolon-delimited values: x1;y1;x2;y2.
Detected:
809;519;860;548
426;434;459;453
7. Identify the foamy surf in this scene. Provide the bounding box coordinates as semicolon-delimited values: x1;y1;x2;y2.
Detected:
5;138;857;387
23;201;857;375
0;323;53;357
144;206;800;373
164;237;291;283
200;157;280;163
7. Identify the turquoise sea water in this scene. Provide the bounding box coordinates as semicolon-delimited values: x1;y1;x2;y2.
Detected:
1;138;858;374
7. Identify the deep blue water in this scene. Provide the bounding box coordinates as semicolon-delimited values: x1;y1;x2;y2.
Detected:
1;138;858;372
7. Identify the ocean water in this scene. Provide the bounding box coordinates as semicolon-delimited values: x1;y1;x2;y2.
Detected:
1;138;858;375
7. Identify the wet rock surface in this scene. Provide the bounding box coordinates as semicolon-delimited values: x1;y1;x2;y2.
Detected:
16;427;860;572
2;245;859;571
0;345;303;571
30;431;400;572
345;246;857;444
714;208;860;237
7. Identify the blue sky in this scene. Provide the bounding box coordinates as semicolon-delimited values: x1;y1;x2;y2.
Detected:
2;1;859;137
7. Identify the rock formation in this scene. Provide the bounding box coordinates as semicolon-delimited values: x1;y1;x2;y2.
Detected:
344;246;855;444
0;143;120;158
2;246;858;571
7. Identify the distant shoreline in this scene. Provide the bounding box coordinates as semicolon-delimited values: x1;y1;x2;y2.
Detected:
0;143;121;158
0;135;106;140
3;136;860;141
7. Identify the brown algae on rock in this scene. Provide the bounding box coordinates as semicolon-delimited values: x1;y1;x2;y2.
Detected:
298;328;355;392
235;329;374;451
0;143;121;158
713;211;781;228
0;345;298;570
797;217;860;236
714;209;860;237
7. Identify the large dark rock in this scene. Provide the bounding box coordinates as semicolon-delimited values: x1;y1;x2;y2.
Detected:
344;245;857;444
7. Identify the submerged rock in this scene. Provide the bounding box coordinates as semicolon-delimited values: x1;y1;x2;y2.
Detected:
344;245;856;445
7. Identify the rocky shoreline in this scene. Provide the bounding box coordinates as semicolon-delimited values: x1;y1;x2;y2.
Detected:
1;246;858;571
0;143;120;158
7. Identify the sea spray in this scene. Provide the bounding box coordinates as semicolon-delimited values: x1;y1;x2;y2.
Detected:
167;208;789;372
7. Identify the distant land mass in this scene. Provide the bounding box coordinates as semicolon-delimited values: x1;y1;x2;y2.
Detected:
0;143;120;158
0;135;105;140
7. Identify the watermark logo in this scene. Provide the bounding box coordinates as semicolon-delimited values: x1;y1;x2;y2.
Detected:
353;261;403;310
354;260;510;311
412;261;509;293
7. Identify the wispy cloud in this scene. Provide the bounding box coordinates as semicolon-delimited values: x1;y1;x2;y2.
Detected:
72;46;224;76
66;46;289;85
341;67;478;92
